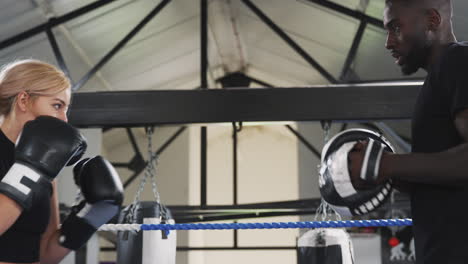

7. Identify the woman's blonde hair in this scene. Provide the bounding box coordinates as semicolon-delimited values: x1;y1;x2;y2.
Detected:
0;59;71;116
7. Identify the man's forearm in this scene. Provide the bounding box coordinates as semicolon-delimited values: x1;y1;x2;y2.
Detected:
383;143;468;185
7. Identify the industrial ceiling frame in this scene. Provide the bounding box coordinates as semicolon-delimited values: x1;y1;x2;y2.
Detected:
0;0;416;254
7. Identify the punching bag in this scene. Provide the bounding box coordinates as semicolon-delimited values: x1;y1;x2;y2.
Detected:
117;201;176;264
297;228;354;264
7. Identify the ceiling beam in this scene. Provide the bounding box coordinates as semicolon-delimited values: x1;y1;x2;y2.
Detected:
68;83;421;128
303;0;384;29
0;0;117;50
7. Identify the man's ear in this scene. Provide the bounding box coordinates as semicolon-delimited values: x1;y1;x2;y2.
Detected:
426;8;442;31
16;91;30;112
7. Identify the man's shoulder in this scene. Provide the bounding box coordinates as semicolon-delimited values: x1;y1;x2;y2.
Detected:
444;42;468;60
437;42;468;72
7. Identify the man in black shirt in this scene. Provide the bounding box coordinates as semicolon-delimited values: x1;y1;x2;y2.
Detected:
348;0;468;263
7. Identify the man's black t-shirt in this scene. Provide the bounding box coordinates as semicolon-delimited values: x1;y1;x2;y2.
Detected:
411;42;468;264
0;128;51;263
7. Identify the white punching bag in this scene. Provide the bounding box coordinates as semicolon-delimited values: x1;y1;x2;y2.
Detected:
297;228;355;264
142;217;176;264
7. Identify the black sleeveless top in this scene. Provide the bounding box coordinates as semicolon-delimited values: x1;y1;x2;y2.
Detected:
0;129;52;263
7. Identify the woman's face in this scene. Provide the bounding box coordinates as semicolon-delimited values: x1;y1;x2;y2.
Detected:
27;88;71;122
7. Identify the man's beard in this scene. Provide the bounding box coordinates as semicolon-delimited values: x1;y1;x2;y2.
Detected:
401;36;432;75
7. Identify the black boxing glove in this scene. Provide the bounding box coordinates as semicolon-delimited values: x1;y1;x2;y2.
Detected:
0;116;87;210
60;156;123;250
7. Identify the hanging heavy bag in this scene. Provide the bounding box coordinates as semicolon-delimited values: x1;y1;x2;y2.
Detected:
297;228;355;264
116;201;176;264
117;127;176;264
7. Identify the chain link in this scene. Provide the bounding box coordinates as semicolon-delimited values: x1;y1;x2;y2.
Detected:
145;127;161;203
316;120;341;221
125;127;166;224
322;120;331;143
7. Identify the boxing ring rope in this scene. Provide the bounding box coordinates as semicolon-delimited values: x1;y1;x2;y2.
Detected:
99;218;413;232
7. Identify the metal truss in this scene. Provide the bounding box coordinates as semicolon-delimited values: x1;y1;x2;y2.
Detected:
1;0;417;255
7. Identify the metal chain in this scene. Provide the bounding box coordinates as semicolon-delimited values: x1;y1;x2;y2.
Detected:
146;127;167;220
322;120;331;143
145;127;161;204
132;168;149;206
125;127;165;224
125;163;149;223
316;120;341;221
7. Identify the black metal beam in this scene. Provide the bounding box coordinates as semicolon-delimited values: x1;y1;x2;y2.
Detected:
246;75;321;159
173;210;317;223
72;0;171;91
245;76;323;160
303;0;384;29
340;123;348;132
45;24;71;82
241;0;337;84
0;0;117;50
232;123;240;248
166;199;322;222
123;164;146;188
201;0;208;90
347;78;425;84
200;125;208;207
232;123;241;205
246;75;274;88
123;126;187;188
176;247;296;251
101;246;297;252
111;162;129;168
155;126;187;156
167;198;322;211
174;209;311;217
200;0;209;208
285;125;320;158
126;128;142;157
103;197;409;224
249;78;273;88
340;20;367;81
168;197;409;223
69;84;421;127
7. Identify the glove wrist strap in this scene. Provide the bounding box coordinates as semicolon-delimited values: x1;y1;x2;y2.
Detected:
60;212;96;250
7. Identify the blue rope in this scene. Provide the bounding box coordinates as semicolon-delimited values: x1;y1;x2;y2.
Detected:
140;218;412;231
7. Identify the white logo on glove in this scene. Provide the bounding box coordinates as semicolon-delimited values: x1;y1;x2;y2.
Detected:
2;163;40;195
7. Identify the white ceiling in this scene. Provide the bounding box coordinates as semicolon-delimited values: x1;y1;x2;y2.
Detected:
4;0;465;93
1;0;466;144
